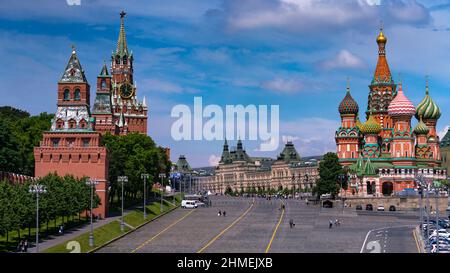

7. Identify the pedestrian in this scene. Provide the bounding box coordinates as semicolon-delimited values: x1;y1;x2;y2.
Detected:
20;240;25;252
24;239;28;252
329;220;333;229
223;211;226;217
218;210;221;216
289;218;295;228
17;240;23;253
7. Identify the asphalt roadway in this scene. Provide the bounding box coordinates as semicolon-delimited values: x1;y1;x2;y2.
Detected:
96;196;420;253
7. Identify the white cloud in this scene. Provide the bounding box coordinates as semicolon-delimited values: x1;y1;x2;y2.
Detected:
282;135;300;143
280;117;339;156
319;50;365;70
141;78;200;94
212;0;430;34
260;77;303;94
208;154;221;166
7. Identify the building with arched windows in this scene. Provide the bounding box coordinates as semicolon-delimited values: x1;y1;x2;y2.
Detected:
335;27;446;198
199;140;319;194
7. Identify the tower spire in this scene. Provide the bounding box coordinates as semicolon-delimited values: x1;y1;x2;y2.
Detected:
425;75;429;95
346;76;350;93
116;10;128;56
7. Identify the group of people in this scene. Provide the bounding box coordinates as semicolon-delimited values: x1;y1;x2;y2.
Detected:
218;210;226;217
17;239;28;253
329;219;341;228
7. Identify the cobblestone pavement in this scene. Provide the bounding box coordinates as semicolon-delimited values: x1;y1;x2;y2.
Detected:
96;196;420;253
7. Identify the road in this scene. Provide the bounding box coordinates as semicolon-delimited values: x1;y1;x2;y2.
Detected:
96;195;420;253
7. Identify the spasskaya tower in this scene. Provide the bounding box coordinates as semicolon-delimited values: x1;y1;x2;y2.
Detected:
93;10;148;135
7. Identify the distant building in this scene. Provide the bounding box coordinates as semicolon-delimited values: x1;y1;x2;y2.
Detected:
440;128;450;175
200;139;319;193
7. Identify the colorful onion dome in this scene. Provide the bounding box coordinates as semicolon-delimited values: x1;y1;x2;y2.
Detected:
415;82;441;120
387;84;416;116
414;116;430;135
338;87;359;115
360;114;381;134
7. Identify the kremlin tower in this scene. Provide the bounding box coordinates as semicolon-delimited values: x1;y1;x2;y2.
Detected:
34;47;109;218
335;27;446;197
92;11;148;135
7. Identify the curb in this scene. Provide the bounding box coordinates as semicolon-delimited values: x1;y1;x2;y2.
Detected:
414;225;425;253
88;202;180;253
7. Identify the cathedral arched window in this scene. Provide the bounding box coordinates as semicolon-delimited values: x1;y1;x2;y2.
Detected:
79;119;87;129
56;119;64;129
63;89;70;101
123;56;128;65
115;57;120;64
74;89;81;101
68;119;76;129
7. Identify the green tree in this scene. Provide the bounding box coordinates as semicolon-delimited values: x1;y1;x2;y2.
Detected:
0;119;20;172
101;133;171;207
313;152;343;199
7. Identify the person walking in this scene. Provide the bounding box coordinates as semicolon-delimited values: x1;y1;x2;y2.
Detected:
218;210;222;216
17;240;23;253
223;211;226;217
329;219;333;229
289;219;295;228
335;219;338;227
24;239;28;252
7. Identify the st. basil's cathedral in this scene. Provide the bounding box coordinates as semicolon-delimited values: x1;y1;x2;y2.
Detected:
335;27;447;198
33;12;147;217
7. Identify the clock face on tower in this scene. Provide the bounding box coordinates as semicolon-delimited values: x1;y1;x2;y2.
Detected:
120;82;134;99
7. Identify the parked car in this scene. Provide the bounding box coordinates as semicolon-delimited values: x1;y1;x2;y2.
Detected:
389;205;396;211
377;205;385;211
366;204;373;211
356;204;362;210
181;200;198;209
430;229;450;239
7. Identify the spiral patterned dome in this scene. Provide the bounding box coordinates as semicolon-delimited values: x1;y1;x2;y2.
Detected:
387;84;416;117
415;87;441;120
360;115;381;135
414;118;430;135
339;90;359;115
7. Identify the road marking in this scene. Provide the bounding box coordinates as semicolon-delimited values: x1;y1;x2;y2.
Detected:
265;202;285;253
412;229;421;253
197;200;255;253
131;209;195;253
360;225;415;253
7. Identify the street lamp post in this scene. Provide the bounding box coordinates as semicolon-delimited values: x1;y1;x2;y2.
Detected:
434;181;440;254
141;174;149;219
29;184;47;253
86;179;99;247
117;176;128;232
159;173;166;212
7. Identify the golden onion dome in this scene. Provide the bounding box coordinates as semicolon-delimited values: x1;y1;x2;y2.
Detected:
377;31;387;44
414;117;430;135
360;115;381;135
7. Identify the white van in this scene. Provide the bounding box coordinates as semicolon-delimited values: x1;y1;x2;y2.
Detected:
181;200;198;209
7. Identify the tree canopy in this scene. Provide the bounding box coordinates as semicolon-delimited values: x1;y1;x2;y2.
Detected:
313;152;343;199
0;107;52;175
101;133;171;207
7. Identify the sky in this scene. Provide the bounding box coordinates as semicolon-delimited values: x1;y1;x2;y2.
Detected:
1;0;450;167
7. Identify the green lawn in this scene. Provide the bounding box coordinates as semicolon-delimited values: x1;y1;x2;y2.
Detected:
44;194;182;253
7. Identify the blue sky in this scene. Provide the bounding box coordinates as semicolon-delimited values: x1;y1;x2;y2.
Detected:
1;0;450;167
